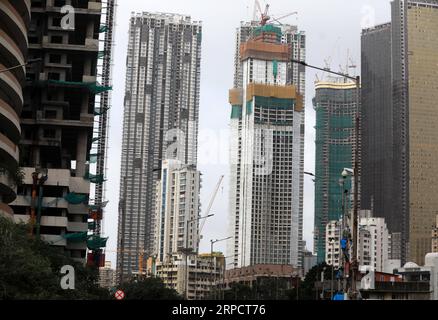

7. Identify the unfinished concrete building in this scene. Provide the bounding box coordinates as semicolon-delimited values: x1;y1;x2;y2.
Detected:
0;0;30;219
10;0;114;263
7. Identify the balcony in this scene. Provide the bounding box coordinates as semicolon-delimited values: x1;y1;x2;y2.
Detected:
67;221;88;232
0;170;16;203
373;282;431;293
20;168;70;187
41;234;66;247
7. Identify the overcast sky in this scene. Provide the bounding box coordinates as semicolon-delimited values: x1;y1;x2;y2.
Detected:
102;0;393;266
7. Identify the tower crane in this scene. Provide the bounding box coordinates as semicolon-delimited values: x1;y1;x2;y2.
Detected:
254;1;298;26
198;175;225;245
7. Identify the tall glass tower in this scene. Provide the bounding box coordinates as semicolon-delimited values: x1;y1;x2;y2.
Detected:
313;78;358;263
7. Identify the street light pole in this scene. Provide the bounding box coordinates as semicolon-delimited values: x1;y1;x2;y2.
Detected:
291;59;361;300
210;237;232;299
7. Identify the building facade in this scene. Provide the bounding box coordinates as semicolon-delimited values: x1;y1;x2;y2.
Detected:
358;210;390;273
432;216;438;253
227;22;305;269
155;253;225;300
325;220;342;268
0;0;29;219
313;78;358;262
154;159;201;263
117;12;202;279
10;0;111;262
361;0;438;265
99;261;116;289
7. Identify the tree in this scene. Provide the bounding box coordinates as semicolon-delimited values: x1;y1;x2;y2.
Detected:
118;277;182;300
291;263;335;300
0;216;110;300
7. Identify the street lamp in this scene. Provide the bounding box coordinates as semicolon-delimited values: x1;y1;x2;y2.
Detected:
210;237;232;299
292;59;361;300
184;214;214;300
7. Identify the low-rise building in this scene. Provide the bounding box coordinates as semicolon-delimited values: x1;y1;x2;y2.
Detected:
360;253;438;300
224;264;300;290
154;253;224;300
99;261;116;289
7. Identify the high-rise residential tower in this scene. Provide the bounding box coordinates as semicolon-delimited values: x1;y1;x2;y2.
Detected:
361;0;438;265
0;0;29;219
10;0;113;263
154;159;201;263
118;13;202;279
313;78;358;263
227;22;305;269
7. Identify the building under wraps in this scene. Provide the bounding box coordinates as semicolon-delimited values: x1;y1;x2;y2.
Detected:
10;0;116;264
313;78;359;263
227;22;305;269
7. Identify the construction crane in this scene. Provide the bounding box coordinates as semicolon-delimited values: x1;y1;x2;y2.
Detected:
254;0;298;26
198;175;225;243
254;0;270;26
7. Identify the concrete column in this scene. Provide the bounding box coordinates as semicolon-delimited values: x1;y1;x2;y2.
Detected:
86;21;95;39
81;94;89;114
33;145;41;168
76;130;88;177
83;58;92;76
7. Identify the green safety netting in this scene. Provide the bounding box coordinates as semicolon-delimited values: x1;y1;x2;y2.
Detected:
47;80;112;94
254;24;282;38
88;201;109;211
98;51;106;59
273;60;278;78
88;222;96;230
254;96;295;110
89;83;113;94
87;235;108;251
99;25;109;33
89;153;102;164
94;107;110;116
231;105;242;119
92;137;100;143
64;193;89;205
62;232;89;242
84;172;106;184
246;101;253;115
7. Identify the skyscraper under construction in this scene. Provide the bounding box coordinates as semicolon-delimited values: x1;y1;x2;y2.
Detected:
227;21;305;269
313;77;359;263
10;0;116;264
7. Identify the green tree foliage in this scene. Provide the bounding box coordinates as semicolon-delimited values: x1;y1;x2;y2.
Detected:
288;263;335;300
0;216;110;300
223;278;292;300
118;276;182;300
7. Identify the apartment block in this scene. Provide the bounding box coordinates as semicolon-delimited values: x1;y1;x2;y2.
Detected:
0;0;29;219
117;12;202;279
154;159;201;263
10;0;110;262
155;253;225;300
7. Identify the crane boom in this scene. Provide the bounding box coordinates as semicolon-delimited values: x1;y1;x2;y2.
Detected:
199;175;224;235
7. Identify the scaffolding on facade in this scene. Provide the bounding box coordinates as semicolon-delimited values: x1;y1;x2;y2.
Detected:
86;0;117;267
